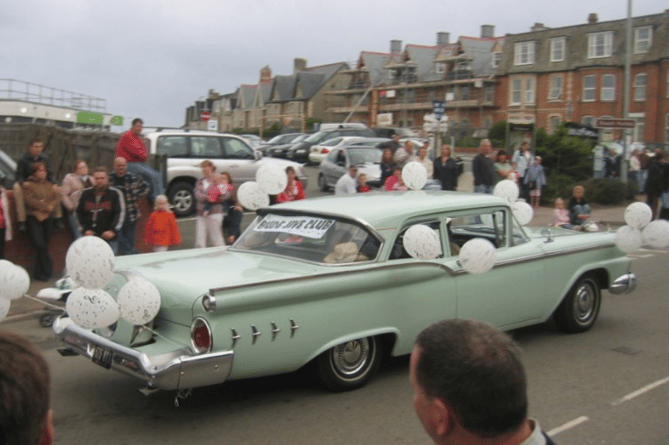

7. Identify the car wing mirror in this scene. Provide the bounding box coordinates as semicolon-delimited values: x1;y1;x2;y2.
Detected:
254;150;262;161
540;228;554;243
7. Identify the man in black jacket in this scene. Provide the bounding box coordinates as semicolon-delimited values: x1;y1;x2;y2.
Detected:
76;167;125;254
472;139;495;194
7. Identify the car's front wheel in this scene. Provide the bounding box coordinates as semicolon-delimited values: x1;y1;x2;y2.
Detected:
167;182;195;217
554;275;601;333
316;336;382;392
318;174;329;192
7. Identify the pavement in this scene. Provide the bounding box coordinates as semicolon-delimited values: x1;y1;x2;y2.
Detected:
2;171;632;325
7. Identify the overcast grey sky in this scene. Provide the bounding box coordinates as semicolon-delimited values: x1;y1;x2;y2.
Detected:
1;0;662;130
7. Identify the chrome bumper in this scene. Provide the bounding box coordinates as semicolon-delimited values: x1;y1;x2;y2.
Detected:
53;317;234;390
609;273;637;295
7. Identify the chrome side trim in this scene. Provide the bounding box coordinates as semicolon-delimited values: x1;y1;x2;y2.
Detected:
609;273;637;294
53;317;233;390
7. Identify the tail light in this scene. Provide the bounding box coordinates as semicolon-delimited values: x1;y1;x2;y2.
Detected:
321;148;330;154
190;317;212;353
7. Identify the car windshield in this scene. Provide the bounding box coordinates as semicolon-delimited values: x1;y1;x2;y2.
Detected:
234;212;382;264
305;132;332;144
348;148;381;165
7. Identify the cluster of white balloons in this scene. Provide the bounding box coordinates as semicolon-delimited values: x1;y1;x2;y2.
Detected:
494;180;534;226
0;260;30;321
615;202;669;253
402;224;497;275
64;236;161;329
237;163;288;210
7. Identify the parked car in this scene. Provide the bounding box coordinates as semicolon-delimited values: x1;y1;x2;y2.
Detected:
0;149;16;188
373;127;417;139
52;192;636;394
308;136;386;165
258;133;305;156
318;146;383;190
144;130;307;217
240;134;263;149
269;134;310;158
286;127;376;163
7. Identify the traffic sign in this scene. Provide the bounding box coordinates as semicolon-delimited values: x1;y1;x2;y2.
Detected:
433;100;446;120
594;118;636;129
200;111;211;122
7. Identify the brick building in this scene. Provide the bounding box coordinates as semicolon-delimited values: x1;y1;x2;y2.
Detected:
495;10;669;145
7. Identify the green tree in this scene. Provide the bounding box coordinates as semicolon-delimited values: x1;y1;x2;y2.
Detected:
488;120;506;149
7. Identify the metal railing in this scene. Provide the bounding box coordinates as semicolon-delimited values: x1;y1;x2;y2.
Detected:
0;79;106;111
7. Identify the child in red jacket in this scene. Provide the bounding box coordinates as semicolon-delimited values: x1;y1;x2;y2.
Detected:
144;195;181;252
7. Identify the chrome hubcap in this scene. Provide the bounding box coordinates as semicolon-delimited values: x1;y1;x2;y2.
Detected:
332;339;370;377
173;191;192;211
574;283;595;322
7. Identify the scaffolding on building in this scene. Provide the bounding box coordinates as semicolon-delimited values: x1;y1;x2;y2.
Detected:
0;79;106;112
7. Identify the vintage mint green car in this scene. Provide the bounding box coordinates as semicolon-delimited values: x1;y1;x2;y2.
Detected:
53;191;636;393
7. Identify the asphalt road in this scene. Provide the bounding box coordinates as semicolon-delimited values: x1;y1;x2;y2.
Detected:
4;248;667;445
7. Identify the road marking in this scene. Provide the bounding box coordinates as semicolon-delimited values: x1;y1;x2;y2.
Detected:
611;375;669;406
547;416;589;436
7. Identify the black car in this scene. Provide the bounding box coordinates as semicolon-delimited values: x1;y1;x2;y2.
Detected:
286;127;376;163
258;133;305;157
269;134;310;158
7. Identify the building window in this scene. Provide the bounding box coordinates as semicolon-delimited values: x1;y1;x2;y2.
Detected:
548;75;562;100
511;78;522;105
461;85;471;100
582;116;594;127
435;63;446;74
634;26;652;54
550;37;565;62
634;73;647;101
549;116;561;134
514;42;535;66
583;75;596;102
587;32;613;58
525;78;535;104
601;74;615;101
631;114;645;142
484;85;494;103
492;52;501;68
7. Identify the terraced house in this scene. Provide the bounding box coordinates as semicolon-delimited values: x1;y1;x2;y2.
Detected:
495;10;669;145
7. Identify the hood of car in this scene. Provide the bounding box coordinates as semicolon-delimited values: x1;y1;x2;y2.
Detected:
113;248;320;325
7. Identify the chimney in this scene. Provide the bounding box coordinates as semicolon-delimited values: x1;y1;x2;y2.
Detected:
588;13;598;24
481;24;494;38
531;22;547;32
437;32;450;46
259;66;273;83
293;58;307;74
390;40;402;55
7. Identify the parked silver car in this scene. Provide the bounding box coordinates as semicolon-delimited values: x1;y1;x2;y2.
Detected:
145;130;307;217
318;146;382;190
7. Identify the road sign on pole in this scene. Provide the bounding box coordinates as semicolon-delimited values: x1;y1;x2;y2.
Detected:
433;100;446;120
200;111;211;122
594;118;636;129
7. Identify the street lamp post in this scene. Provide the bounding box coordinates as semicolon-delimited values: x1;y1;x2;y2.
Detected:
621;0;632;184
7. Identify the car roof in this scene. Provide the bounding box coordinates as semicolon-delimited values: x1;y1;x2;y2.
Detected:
144;130;245;140
269;191;507;228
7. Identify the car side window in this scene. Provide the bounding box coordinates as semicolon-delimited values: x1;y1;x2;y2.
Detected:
389;220;443;260
448;210;507;251
222;138;255;159
191;137;223;158
156;136;189;157
326;149;340;163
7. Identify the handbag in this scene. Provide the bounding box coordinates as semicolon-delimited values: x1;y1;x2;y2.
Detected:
527;180;537;190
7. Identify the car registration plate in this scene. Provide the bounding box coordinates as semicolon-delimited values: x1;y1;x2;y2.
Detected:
92;345;113;369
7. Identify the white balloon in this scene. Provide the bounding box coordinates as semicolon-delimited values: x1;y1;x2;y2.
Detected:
403;224;442;260
66;288;120;329
117;278;162;325
459;238;497;274
65;236;115;289
0;264;30;301
624;202;653;230
0;297;10;321
237;181;270;211
402;162;428;191
642;219;669;248
511;201;534;226
493;180;519;203
256;164;288;195
615;225;642;254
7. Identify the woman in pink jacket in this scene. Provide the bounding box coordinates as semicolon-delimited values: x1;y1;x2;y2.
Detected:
60;160;92;239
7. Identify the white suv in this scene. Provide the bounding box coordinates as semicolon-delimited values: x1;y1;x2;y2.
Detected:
145;130;307;217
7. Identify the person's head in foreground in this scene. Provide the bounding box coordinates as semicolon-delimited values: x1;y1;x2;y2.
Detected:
410;319;536;445
0;330;53;445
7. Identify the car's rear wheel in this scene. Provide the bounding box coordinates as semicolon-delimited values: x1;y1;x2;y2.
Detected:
316;336;382;392
168;182;195;217
554;275;601;333
318;174;329;192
